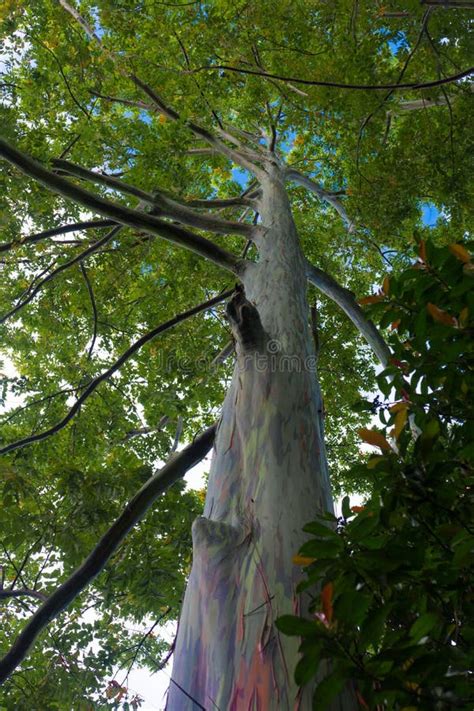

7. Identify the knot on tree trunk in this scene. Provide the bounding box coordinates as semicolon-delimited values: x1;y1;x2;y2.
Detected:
192;516;249;565
227;284;266;354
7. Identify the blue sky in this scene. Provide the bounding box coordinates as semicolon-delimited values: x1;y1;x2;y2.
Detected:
421;203;440;227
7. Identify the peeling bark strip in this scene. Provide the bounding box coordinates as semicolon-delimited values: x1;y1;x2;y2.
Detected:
0;427;215;685
167;168;356;710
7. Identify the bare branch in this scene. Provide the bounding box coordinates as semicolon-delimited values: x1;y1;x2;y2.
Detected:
150;190;258;236
0;220;115;254
55;158;257;216
54;159;256;235
185;196;255;209
89;89;154;112
53;159;156;204
80;263;98;359
191;63;474;91
170;417;183;454
286;169;354;231
389;83;473;114
306;261;390;366
0;139;242;274
0;425;216;685
0;290;233;456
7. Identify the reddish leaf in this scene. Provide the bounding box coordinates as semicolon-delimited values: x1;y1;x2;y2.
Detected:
321;582;334;624
448;243;471;264
427;302;457;327
358;428;392;451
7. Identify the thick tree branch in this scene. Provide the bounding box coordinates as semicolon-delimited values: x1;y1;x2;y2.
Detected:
0;290;233;456
0;139;242;274
151;190;258;236
0;426;216;685
185;196;254;209
0;220;115;254
52;159;156;203
306;261;390;366
53;159;256;236
389;82;473;114
286;169;354;231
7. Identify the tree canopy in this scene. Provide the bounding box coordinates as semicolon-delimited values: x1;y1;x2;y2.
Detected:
0;0;473;707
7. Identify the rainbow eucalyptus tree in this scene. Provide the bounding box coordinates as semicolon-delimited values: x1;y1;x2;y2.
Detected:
0;1;472;709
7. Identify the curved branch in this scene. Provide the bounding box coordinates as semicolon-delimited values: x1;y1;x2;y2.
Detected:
0;225;122;325
151;191;258;236
193;64;474;91
0;139;242;274
306;261;390;366
286;169;354;230
0;220;115;254
0;589;47;602
0;425;216;685
0;289;233;455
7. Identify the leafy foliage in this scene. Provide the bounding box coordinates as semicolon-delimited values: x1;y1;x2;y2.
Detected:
280;239;474;709
0;0;473;706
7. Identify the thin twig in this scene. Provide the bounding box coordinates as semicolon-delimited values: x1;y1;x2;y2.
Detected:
80;263;98;359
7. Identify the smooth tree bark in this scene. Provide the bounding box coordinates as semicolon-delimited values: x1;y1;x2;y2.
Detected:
166;164;356;710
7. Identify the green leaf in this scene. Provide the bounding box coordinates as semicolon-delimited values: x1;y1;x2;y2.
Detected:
295;651;321;686
409;613;439;642
302;521;339;539
341;496;351;519
334;591;371;627
312;671;347;711
275;615;319;637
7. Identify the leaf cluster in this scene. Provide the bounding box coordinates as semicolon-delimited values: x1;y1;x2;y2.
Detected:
278;239;474;710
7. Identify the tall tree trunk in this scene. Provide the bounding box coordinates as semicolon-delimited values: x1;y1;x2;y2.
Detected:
167;167;356;710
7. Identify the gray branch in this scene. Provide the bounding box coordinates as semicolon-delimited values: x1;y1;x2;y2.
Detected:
285;169;354;231
53;160;256;236
306;261;390;366
0;139;242;274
